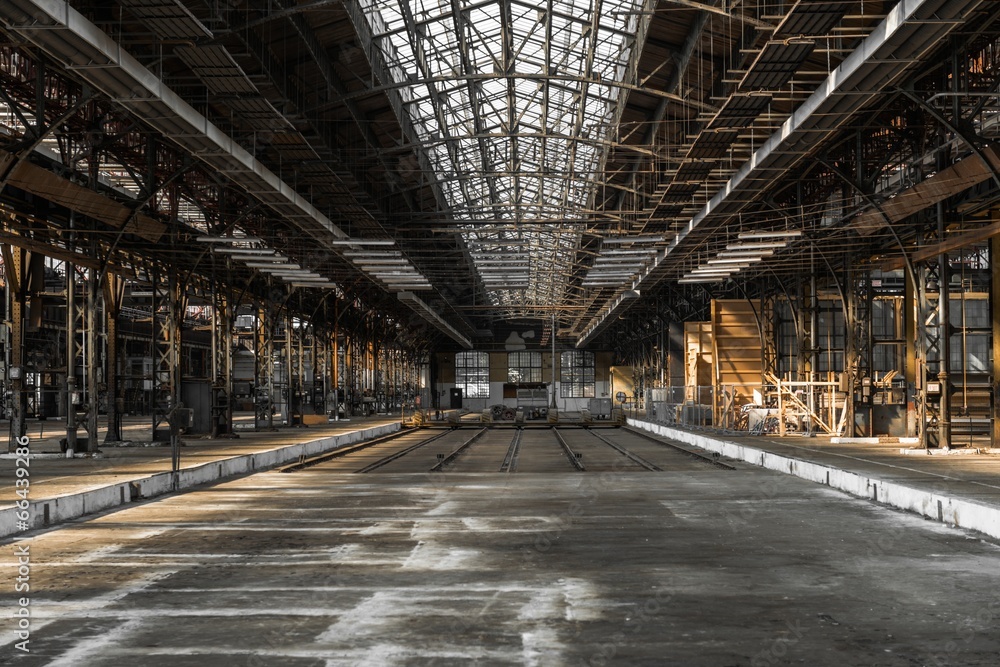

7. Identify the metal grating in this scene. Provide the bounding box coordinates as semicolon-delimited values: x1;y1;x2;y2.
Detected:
707;94;773;129
118;0;212;40
740;41;816;91
688;130;739;159
175;46;258;96
775;0;854;37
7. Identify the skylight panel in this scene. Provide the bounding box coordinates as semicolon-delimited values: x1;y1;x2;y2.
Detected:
357;0;645;309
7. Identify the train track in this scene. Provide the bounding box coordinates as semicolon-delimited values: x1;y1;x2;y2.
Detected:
278;428;433;473
584;428;662;471
499;429;523;473
429;429;488;472
622;426;736;470
552;428;586;471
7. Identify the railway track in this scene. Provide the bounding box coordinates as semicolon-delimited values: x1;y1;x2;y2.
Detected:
284;425;734;474
499;429;523;473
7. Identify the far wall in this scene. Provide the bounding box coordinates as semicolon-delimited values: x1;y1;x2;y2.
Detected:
433;350;614;412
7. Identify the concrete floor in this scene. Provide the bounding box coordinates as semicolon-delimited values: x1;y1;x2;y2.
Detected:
3;439;1000;666
0;414;399;504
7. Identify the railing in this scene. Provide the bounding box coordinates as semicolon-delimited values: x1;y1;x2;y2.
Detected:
644;386;716;429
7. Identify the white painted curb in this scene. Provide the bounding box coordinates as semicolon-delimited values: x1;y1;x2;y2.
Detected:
628;418;1000;541
0;423;400;538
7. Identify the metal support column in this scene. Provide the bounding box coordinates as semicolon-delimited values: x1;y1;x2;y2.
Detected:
65;261;79;453
85;267;99;451
103;274;124;443
256;297;276;429
211;284;233;437
285;309;296;426
3;245;27;448
151;265;182;441
936;204;952;448
992;235;1000;448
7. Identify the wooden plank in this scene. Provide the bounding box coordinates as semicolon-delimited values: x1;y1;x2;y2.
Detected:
911;219;1000;263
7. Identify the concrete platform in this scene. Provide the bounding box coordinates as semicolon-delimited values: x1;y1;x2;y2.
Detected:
0;415;400;538
2;465;1000;665
629;418;1000;541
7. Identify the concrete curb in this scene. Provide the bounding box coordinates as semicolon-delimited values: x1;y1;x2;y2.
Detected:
1;422;400;539
628;418;1000;541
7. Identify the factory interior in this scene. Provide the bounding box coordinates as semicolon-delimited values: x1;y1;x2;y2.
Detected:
3;0;1000;665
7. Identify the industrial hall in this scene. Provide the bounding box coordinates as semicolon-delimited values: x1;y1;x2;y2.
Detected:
3;0;1000;664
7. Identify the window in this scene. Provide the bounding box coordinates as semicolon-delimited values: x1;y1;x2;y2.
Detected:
508;351;542;383
561;351;595;398
455;351;489;398
816;300;845;372
872;297;903;374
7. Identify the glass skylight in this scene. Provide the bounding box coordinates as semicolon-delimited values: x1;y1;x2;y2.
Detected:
356;0;646;310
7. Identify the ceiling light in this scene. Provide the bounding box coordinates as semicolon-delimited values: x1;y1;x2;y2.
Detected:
717;249;774;258
707;257;763;264
593;259;646;265
246;263;301;270
196;236;259;243
228;255;289;262
726;242;787;250
602;235;664;244
737;230;802;240
602;249;659;255
345;251;403;258
329;239;396;245
678;277;726;283
214;247;275;255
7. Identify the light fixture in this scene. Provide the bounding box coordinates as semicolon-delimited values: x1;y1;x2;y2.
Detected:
329;239;396;245
228;255;289;262
678;277;726;283
601;249;659;255
593;259;646;266
214;247;276;255
354;259;411;265
602;235;664;244
246;263;302;270
737;230;802;240
726;242;787;250
717;249;774;257
707;257;763;264
196;236;259;243
345;251;403;258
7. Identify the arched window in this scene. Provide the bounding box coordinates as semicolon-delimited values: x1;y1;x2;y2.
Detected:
455;351;489;397
560;351;595;398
